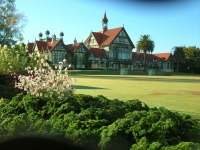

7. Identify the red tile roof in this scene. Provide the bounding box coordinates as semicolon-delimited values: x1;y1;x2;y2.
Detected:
49;40;60;51
85;27;134;48
92;27;123;46
28;43;34;53
153;53;172;61
28;39;62;52
66;42;83;53
89;48;107;59
35;41;49;52
132;52;157;61
132;52;172;61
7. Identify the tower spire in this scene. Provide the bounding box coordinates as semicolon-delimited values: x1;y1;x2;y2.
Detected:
102;11;108;33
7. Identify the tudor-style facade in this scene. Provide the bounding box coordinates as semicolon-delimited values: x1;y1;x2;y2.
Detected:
28;12;174;72
66;39;88;69
28;31;70;66
84;12;135;70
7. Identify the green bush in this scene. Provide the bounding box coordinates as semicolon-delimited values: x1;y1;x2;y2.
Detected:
0;94;199;150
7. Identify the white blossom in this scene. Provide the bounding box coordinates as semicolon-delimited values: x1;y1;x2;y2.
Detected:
15;52;75;99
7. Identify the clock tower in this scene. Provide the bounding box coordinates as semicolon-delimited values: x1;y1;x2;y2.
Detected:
102;12;108;33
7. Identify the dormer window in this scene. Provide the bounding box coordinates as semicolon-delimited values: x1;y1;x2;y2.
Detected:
119;37;125;43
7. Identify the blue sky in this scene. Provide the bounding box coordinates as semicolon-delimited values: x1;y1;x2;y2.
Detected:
15;0;200;53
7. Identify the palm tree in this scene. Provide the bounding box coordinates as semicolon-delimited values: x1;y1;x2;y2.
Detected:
173;46;185;72
136;35;155;71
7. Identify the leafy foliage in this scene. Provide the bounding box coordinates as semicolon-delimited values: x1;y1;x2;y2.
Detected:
0;94;199;150
173;46;200;73
0;0;27;46
182;46;200;73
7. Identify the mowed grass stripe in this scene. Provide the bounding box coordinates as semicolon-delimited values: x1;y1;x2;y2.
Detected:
72;75;200;118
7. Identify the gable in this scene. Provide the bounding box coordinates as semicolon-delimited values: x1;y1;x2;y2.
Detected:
87;33;101;47
51;40;67;52
76;44;88;53
84;27;134;50
112;28;135;49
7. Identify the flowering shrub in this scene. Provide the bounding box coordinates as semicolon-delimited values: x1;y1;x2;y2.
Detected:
15;51;76;99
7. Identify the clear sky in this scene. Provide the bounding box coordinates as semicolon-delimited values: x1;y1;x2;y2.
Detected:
15;0;200;53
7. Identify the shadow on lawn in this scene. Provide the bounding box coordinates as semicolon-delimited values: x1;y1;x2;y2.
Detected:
74;85;107;90
73;75;200;83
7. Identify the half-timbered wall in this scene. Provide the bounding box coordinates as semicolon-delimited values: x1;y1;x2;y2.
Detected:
51;42;67;65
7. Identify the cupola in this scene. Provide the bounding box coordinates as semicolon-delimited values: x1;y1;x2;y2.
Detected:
60;31;64;40
102;12;108;33
45;30;50;39
38;32;43;41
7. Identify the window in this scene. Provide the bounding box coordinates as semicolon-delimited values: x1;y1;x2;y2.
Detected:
116;49;129;59
76;53;85;65
89;53;95;60
52;52;66;64
119;37;125;43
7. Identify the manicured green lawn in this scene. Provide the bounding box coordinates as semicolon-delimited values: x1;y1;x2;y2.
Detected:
70;71;200;118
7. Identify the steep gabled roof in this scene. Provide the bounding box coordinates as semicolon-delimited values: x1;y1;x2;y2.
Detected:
92;27;123;46
85;27;134;48
100;27;123;46
28;39;67;53
35;41;49;52
49;40;60;51
66;42;84;53
28;42;34;53
89;48;107;59
92;32;103;45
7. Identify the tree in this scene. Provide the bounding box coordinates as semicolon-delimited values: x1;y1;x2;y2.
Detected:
0;0;26;46
173;46;185;72
136;35;155;72
182;46;200;73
